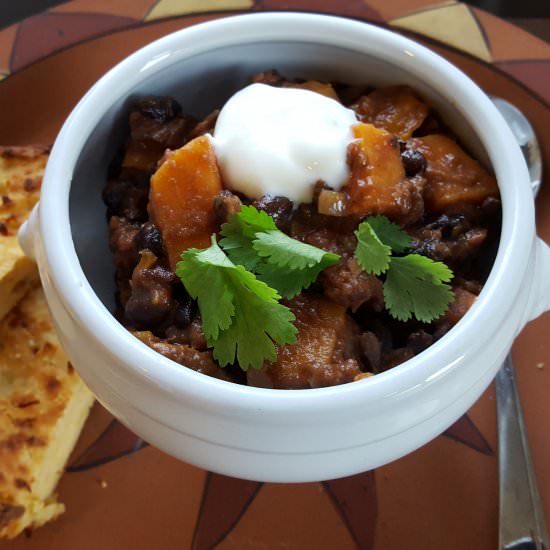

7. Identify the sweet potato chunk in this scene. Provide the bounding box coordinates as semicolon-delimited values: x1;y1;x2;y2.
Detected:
284;80;340;101
409;135;499;213
148;135;222;270
343;123;407;218
247;294;360;389
352;86;429;139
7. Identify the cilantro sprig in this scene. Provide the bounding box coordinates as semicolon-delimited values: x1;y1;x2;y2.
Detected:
177;207;339;371
354;216;454;322
220;205;340;299
176;236;297;370
176;207;453;372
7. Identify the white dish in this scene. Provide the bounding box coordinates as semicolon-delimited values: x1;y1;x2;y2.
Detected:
19;13;550;482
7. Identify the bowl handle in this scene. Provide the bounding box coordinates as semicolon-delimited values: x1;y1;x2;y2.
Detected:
526;237;550;322
18;203;39;261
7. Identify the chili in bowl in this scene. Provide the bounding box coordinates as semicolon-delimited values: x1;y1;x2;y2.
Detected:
105;74;501;390
18;13;550;481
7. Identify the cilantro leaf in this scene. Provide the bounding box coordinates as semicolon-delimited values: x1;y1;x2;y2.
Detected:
175;236;235;341
253;230;339;270
217;232;261;272
354;220;392;275
176;236;297;370
367;215;411;253
256;261;324;299
229;204;278;237
383;254;454;323
219;206;340;299
212;270;297;369
219;205;278;270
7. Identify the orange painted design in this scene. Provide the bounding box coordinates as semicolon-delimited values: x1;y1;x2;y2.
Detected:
390;3;492;62
496;61;550;105
221;481;357;549
364;0;455;22
260;0;383;21
11;13;137;71
51;0;156;19
145;0;253;21
473;7;550;62
0;24;18;74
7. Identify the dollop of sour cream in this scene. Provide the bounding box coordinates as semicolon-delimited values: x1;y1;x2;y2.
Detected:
212;83;357;205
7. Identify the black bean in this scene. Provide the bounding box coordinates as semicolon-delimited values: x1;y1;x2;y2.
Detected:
252;195;293;230
137;96;181;122
134;222;164;257
426;214;468;239
173;300;195;328
102;178;149;221
124;265;175;328
401;149;427;177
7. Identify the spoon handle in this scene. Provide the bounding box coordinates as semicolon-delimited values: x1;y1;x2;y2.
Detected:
496;354;549;550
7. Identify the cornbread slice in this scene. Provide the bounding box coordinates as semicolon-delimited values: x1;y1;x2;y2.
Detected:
0;146;48;321
0;286;94;538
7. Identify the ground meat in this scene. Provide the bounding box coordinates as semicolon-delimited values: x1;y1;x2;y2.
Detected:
432;286;478;342
128;110;187;149
333;83;371;106
188;110;219;140
406;330;433;354
125;251;176;328
322;258;384;312
213;190;242;225
409;223;487;263
108;216;140;274
119;97;191;174
115;271;133;309
165;318;207;350
103;176;150;221
412;111;447;137
290;204;359;255
454;278;482;295
247;294;361;389
252;194;293;230
133;331;234;382
368;319;395;353
252;70;286;86
440;287;477;326
382;348;415;370
359;332;381;372
134;221;164;257
398;174;426;227
296;227;356;257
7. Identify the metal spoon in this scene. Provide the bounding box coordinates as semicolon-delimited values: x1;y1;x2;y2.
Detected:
491;96;548;550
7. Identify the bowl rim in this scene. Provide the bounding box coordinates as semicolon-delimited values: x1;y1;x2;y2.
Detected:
39;12;533;413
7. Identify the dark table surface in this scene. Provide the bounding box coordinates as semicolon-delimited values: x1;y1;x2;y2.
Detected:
1;0;549;40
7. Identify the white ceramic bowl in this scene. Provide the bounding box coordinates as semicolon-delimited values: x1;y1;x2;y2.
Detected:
19;13;550;482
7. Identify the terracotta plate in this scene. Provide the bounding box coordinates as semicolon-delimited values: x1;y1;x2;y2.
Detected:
0;1;548;549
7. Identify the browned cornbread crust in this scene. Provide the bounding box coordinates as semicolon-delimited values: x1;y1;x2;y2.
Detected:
0;286;94;538
0;145;49;321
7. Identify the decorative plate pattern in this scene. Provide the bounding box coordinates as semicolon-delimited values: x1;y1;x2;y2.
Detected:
0;2;548;549
0;0;549;102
